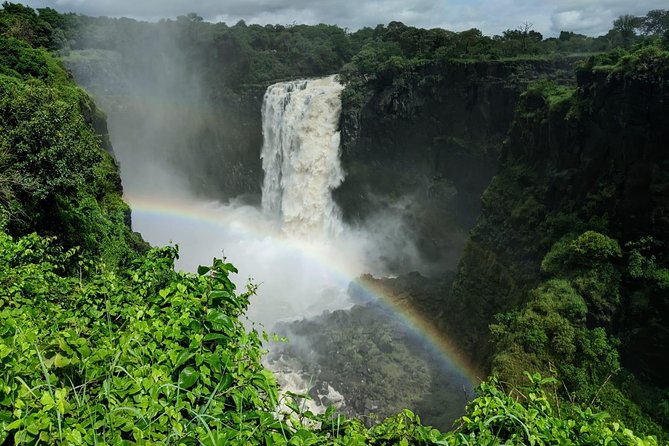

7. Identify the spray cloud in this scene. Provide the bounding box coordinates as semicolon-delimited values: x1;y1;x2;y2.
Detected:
65;20;467;426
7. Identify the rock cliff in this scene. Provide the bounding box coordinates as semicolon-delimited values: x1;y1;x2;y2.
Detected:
335;59;576;271
448;49;669;369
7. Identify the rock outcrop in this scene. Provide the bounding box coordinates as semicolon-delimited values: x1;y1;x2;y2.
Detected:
335;59;577;271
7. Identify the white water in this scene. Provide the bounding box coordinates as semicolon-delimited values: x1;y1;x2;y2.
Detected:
258;76;351;414
127;76;363;329
106;74;448;418
261;76;345;238
127;77;358;413
269;355;346;415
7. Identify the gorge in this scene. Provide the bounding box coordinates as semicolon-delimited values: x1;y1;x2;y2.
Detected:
1;4;668;443
63;17;669;436
70;57;476;427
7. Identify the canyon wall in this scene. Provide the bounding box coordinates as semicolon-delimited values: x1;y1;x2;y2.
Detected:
335;59;576;271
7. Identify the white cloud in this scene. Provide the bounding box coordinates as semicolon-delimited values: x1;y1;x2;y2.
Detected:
551;9;607;35
18;0;669;37
549;0;669;35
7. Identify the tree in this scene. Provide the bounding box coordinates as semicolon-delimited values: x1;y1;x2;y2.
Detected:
176;12;203;23
641;9;669;36
559;31;586;41
501;22;543;55
613;14;643;47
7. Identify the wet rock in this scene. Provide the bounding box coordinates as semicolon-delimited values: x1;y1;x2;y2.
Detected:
267;300;473;431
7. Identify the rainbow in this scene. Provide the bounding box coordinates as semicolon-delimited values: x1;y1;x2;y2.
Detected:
126;194;483;387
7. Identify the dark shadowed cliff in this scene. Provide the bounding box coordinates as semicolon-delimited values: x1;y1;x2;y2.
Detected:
335;58;577;271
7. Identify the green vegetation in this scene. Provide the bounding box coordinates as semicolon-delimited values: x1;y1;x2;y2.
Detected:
61;15;353;92
0;2;65;50
491;228;669;438
449;40;669;440
27;5;669;95
577;41;669;81
0;227;660;444
0;4;145;269
333;10;668;117
0;231;279;444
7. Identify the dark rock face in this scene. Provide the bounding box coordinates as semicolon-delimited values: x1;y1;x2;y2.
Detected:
447;58;669;370
335;59;577;272
182;87;266;202
268;295;472;431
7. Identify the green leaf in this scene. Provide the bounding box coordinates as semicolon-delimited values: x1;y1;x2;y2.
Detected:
209;290;239;308
65;428;83;445
218;374;234;391
173;350;195;369
178;367;200;389
40;392;55;410
54;353;71;368
203;333;229;342
223;263;238;274
197;265;211;275
206;310;233;331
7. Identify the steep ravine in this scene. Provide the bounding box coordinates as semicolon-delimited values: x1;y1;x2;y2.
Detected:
448;56;669;365
261;59;585;428
335;58;577;272
332;52;669;434
441;51;669;434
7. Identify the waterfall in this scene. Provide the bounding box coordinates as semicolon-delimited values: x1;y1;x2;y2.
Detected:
261;75;345;238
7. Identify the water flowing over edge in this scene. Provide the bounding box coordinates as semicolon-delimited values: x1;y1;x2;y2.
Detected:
260;75;345;239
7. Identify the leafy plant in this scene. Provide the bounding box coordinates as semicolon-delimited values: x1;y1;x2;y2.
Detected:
0;230;284;444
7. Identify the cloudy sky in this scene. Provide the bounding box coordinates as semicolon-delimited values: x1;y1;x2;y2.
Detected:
19;0;667;37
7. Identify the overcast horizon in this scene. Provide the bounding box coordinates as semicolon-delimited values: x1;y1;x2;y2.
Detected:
16;0;668;38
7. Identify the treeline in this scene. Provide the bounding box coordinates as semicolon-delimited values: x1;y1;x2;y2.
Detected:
63;16;353;90
338;10;669;98
3;2;668;93
67;8;669;91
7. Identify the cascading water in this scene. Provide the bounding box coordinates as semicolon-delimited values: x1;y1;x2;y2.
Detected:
261;75;345;238
257;77;471;425
259;75;352;414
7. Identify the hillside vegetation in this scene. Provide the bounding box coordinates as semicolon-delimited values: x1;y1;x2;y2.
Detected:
446;41;669;438
0;4;146;267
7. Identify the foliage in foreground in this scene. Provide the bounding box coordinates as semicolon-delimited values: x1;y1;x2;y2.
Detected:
0;229;660;445
0;229;279;444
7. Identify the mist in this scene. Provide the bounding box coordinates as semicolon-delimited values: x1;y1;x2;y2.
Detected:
65;19;441;325
62;17;471;428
